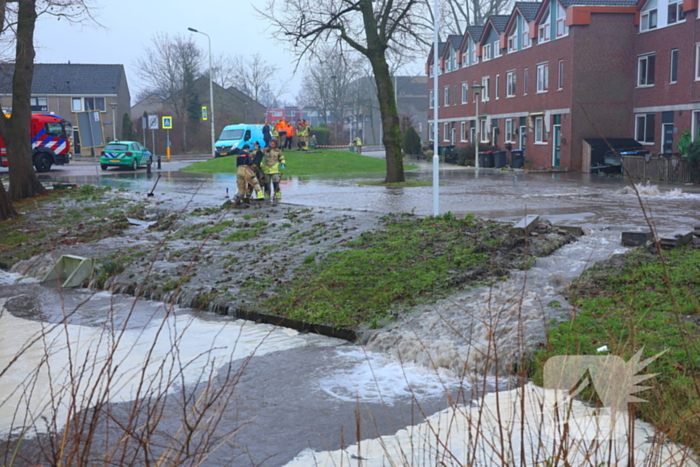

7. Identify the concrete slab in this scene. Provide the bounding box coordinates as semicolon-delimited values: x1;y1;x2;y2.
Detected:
621;231;653;247
659;231;694;249
553;225;586;237
41;255;95;288
511;215;540;236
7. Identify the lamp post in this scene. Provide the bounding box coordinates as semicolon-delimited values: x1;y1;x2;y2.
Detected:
471;84;485;169
109;102;117;141
432;0;440;216
188;27;215;158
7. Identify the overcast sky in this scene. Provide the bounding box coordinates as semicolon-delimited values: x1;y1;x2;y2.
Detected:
33;0;306;105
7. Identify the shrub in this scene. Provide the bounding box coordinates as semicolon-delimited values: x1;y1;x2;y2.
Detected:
310;126;332;146
678;130;692;156
402;126;422;155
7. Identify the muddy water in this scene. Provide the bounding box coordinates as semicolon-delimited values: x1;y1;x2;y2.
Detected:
12;166;700;464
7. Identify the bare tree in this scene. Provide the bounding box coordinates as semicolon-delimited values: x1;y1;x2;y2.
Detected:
264;0;427;183
135;33;204;152
422;0;513;37
0;0;92;209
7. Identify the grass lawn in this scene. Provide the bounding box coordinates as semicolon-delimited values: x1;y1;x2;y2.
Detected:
531;246;700;454
182;149;418;176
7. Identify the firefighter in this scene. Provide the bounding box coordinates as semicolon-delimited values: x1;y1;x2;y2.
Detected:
285;121;295;150
262;138;286;200
352;135;362;154
235;144;264;203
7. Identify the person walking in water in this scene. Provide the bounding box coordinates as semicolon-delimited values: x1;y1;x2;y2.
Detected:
235;144;264;203
262;138;286;201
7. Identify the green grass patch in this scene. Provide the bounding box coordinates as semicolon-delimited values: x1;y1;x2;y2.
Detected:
182;149;417;176
531;246;700;453
265;213;540;328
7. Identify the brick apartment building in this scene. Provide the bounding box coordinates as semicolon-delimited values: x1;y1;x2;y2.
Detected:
427;0;699;171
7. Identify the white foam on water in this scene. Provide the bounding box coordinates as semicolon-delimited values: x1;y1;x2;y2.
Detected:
317;347;461;405
616;182;699;199
0;271;39;286
284;383;698;467
0;303;321;436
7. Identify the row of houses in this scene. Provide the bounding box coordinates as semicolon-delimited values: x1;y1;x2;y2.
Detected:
427;0;700;171
0;63;265;156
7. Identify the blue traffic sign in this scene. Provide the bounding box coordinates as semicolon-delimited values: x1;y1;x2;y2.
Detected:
162;116;173;129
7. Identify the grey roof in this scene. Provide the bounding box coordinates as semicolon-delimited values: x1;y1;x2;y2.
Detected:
515;2;542;21
447;35;463;51
488;15;511;33
427;42;446;64
466;26;485;42
0;63;124;95
559;0;636;6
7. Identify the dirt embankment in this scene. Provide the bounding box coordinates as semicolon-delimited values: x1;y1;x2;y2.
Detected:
9;193;577;338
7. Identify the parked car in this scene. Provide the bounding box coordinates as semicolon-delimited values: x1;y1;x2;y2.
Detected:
100;141;152;171
215;124;265;157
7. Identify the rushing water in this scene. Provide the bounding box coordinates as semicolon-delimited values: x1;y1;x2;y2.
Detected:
5;169;700;465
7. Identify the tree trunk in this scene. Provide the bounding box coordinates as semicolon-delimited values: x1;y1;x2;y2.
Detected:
0;180;18;221
371;57;404;183
5;0;45;201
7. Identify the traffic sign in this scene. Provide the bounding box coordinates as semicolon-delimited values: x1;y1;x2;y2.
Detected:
162;116;173;129
201;106;208;121
148;115;159;130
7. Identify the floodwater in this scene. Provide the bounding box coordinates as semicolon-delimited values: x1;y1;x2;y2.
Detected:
5;160;697;465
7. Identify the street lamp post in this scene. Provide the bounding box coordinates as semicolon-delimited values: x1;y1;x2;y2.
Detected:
109;102;117;141
188;27;215;158
432;0;440;216
471;84;485;170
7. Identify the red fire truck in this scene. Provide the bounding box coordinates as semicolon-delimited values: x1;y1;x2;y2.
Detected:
0;113;72;172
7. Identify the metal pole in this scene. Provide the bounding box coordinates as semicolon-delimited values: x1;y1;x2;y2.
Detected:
475;93;480;170
151;129;156;167
189;27;215;158
111;108;116;141
432;0;440;217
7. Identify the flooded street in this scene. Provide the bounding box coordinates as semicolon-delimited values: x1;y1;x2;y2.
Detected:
3;161;697;465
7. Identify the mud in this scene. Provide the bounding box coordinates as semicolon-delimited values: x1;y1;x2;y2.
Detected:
8;192;574;340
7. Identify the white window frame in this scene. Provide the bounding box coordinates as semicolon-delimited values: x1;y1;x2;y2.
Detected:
448;47;457;71
483;43;492;61
30;97;48;107
461;83;469;104
535;116;547;144
460;121;467;141
524;67;529;95
637;53;656;87
508;28;518;53
538;5;551;43
71;97;82;112
667;0;684;24
482;76;490;102
556;2;569;38
693;110;700;141
670;49;678;84
635;113;656;144
640;0;657;31
522;27;531;49
480;119;489;143
558;59;564;90
443;122;450;142
536;62;549;93
495;74;500;99
444;86;450;106
506;71;516;97
505;118;514;143
696;43;700;81
494;40;502;58
429;89;434;109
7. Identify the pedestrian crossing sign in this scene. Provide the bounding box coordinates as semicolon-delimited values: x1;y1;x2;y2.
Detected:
162;116;173;129
202;106;208;121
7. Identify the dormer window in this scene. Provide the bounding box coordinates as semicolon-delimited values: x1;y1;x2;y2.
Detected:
471;43;478;64
640;0;658;31
494;40;502;58
483;43;493;61
555;3;568;37
508;28;518;53
667;0;685;24
538;5;551;43
448;47;457;71
523;28;530;48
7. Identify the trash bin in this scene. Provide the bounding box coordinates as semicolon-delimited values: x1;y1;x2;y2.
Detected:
478;151;494;168
511;150;524;169
348;145;355;153
493;151;507;168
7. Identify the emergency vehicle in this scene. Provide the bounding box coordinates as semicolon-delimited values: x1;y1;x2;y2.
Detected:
0;113;72;172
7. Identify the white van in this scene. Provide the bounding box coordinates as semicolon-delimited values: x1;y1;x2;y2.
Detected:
214;124;265;157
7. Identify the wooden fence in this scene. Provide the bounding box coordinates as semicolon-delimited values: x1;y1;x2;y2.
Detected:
621;153;694;183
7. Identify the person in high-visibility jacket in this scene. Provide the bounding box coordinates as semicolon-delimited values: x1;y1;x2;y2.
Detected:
276;120;287;146
235;144;264;202
261;138;286;200
297;120;309;150
285;122;295;150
